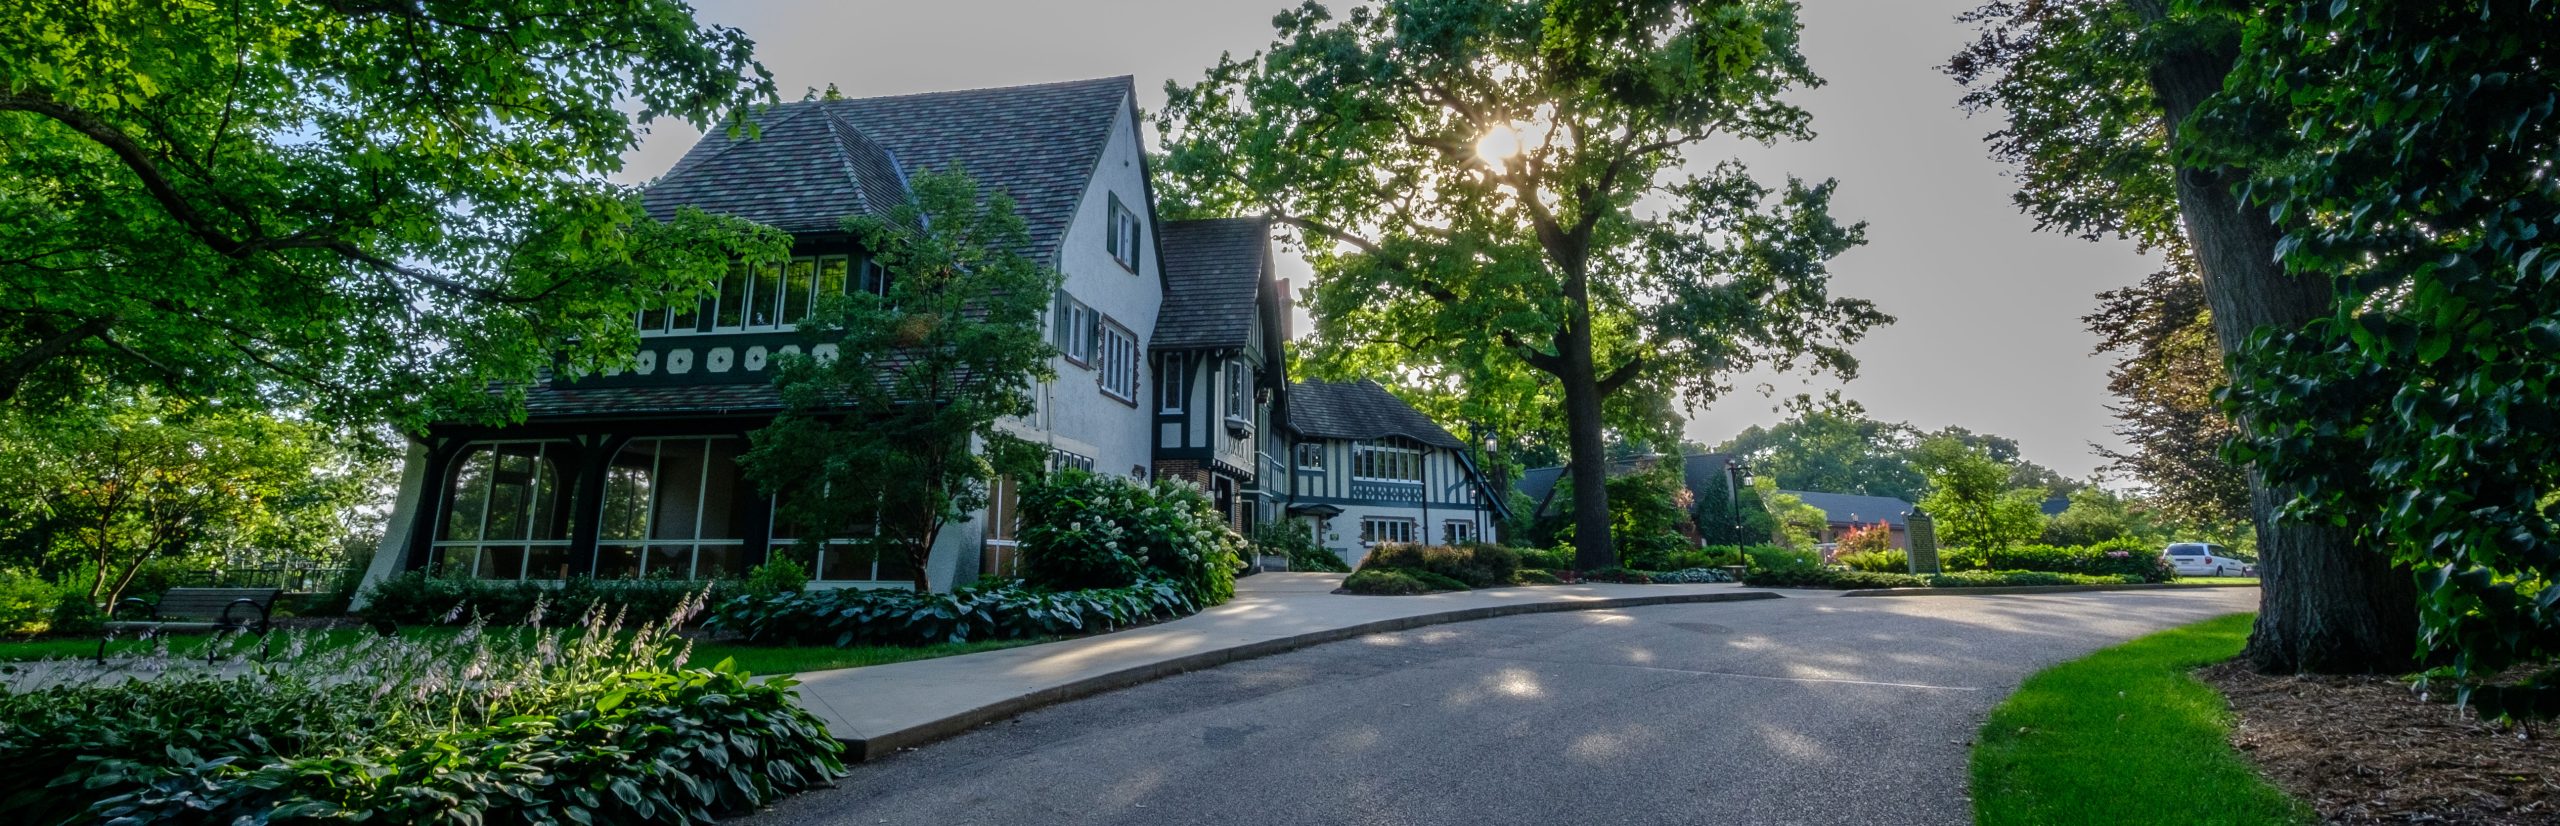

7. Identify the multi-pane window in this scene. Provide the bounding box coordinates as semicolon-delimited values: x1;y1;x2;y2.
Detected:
1442;520;1477;545
1223;360;1251;421
1052;292;1098;365
1105;193;1141;272
1361;517;1417;545
593;437;753;580
1353;440;1424;482
768;502;913;584
979;475;1024;579
641;254;870;335
432;442;575;580
1098;321;1138;402
1157;353;1187;413
1050;449;1097;473
1295;442;1325;470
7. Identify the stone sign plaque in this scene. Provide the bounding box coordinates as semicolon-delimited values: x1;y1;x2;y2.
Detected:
1905;509;1942;574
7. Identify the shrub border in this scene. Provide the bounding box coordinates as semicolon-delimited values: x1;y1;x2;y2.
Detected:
833;590;1783;760
1837;581;2262;597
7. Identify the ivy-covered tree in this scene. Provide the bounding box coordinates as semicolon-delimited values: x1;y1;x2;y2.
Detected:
1157;0;1889;572
742;170;1058;592
2202;0;2560;713
0;0;789;430
1948;0;2415;673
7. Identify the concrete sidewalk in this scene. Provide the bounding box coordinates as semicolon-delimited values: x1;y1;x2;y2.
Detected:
788;573;1783;759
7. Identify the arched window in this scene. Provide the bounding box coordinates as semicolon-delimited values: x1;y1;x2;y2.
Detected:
432;442;575;580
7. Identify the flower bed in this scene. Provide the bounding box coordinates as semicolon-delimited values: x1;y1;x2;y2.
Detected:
0;605;843;824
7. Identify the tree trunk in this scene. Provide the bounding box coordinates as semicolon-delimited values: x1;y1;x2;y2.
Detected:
1558;290;1615;573
2140;18;2417;674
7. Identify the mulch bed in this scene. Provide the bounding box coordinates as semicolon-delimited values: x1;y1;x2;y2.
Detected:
2199;660;2560;824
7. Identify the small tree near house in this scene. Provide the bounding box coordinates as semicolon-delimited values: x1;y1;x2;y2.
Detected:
743;169;1057;592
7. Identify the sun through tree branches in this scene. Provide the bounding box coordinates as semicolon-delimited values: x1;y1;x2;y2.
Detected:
1156;0;1889;571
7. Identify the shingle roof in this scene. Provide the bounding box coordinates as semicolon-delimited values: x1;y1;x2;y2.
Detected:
520;383;784;418
648;77;1132;261
1286;379;1464;449
1513;452;1739;514
646;106;908;234
1153;217;1270;350
1780;490;1916;529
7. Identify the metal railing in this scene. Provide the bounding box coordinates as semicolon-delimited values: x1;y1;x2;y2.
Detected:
167;565;360;594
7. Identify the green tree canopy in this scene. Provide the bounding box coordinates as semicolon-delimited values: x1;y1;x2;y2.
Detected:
1717;394;1927;501
0;0;789;431
1157;0;1889;570
0;394;391;604
742;169;1058;592
1913;436;2045;551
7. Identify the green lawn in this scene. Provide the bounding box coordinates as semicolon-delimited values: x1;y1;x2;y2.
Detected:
1971;613;2310;826
0;626;1043;675
2169;577;2264;587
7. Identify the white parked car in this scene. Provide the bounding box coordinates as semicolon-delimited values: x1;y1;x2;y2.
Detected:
2163;542;2253;577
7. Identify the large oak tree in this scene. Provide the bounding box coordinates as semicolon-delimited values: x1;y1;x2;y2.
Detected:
1158;0;1888;570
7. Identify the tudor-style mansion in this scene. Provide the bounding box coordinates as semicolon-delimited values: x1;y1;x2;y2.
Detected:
355;77;1506;593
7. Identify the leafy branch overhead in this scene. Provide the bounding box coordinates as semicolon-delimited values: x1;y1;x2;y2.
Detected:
0;0;790;430
1156;0;1889;570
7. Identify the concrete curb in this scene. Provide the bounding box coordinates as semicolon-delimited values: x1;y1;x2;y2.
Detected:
1837;582;2261;598
831;589;1784;761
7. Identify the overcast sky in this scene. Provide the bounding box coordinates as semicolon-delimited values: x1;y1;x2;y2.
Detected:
616;0;2162;481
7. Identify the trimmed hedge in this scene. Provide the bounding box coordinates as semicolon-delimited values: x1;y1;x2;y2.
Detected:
1928;570;2144;588
705;578;1196;647
1342;568;1431;595
1744;568;2146;590
1648;567;1737;584
1942;543;2175;582
1359;543;1520;588
1744;568;1930;589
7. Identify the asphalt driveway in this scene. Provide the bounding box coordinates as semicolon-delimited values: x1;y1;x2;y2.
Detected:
746;588;2258;826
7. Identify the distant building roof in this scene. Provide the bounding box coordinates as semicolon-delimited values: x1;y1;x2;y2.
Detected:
1286;379;1463;450
2040;496;2071;517
1514;452;1740;515
1780;490;1915;529
1152;217;1270;351
647;76;1134;261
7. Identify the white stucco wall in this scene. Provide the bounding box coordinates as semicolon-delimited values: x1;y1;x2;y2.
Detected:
1039;92;1160;482
347;441;430;611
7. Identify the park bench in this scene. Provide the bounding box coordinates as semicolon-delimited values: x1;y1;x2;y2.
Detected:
97;586;280;663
